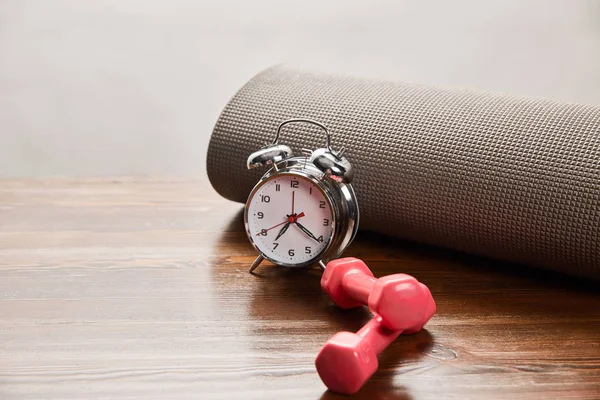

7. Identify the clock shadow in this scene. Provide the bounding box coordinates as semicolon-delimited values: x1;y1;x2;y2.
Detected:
212;208;434;400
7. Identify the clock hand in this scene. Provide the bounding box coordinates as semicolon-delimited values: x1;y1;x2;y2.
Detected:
274;212;306;240
291;190;295;215
274;222;291;241
256;219;287;236
295;221;320;242
255;213;305;237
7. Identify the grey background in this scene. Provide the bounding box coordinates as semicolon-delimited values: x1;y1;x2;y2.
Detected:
1;0;599;178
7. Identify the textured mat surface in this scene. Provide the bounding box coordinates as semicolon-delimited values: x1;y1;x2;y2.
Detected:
207;65;600;279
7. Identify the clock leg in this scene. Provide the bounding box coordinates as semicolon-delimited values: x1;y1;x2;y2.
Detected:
318;260;327;271
248;255;265;274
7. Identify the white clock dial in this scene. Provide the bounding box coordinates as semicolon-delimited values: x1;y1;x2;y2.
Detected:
246;174;334;266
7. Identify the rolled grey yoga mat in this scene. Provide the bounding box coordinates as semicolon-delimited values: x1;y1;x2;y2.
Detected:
207;65;600;279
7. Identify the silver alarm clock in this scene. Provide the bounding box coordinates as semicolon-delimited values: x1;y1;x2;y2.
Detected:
244;119;359;273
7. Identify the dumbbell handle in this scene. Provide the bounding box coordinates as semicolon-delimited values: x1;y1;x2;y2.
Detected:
357;315;402;354
342;273;377;304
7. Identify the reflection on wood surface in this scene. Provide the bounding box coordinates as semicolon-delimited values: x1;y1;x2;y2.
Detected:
0;178;598;399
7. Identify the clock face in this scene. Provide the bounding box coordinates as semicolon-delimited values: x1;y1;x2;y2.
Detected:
246;174;334;266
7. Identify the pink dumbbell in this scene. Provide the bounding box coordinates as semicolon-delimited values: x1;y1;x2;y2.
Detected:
315;282;436;395
321;257;436;332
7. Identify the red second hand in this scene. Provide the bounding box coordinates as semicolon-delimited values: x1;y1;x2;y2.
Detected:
256;220;287;236
257;212;305;236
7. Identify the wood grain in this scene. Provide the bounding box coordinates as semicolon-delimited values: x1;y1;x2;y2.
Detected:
0;178;599;400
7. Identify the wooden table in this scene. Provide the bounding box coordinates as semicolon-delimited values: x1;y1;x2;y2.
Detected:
1;178;599;400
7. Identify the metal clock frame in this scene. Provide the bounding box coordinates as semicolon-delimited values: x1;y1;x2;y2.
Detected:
244;156;359;272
